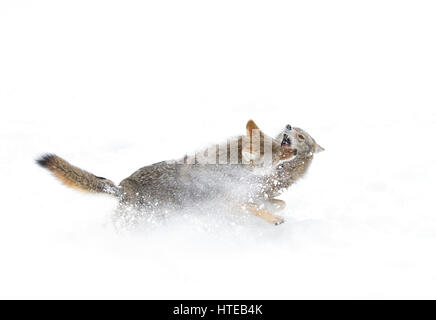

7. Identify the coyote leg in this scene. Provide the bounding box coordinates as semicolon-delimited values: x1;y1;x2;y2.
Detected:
243;203;285;226
263;198;286;212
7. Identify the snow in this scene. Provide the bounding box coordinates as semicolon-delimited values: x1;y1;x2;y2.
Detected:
1;0;436;299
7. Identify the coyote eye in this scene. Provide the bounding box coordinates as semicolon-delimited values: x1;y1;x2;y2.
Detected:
298;134;305;141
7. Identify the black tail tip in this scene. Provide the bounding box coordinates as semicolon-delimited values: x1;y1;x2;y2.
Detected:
36;153;57;168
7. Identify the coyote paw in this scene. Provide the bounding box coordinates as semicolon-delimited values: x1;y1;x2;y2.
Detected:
273;216;285;226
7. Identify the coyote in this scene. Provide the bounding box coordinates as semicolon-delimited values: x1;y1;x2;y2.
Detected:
37;120;296;225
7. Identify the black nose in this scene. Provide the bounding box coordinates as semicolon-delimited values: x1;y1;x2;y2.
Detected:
293;149;298;156
286;124;292;130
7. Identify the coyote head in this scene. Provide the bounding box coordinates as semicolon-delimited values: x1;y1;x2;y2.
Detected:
277;124;324;157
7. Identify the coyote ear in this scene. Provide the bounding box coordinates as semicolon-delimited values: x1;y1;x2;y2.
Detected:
245;120;259;136
246;119;259;131
246;120;264;138
314;143;325;153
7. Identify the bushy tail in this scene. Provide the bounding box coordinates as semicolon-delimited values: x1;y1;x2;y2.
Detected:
36;154;120;196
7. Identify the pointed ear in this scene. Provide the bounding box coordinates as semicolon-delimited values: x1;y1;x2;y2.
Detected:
246;119;264;138
246;119;259;135
314;143;325;153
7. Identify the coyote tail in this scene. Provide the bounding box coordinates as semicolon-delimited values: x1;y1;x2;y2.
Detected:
36;154;120;196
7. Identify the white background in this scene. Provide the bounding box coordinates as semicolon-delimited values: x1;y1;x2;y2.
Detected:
1;0;435;299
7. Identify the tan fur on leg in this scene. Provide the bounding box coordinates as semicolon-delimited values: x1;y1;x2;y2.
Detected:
264;199;286;212
243;203;285;225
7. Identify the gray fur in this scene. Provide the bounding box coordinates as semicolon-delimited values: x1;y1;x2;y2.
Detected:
37;121;321;226
118;135;288;210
